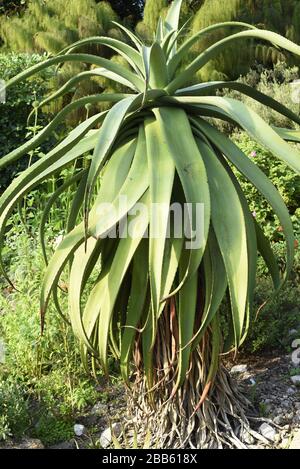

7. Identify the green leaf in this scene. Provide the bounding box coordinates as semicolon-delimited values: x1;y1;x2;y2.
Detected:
197;137;248;348
84;191;150;371
164;0;183;33
168;21;256;78
173;96;300;174
176;81;300;127
4;53;144;93
153;107;210;295
195;118;295;283
120;240;148;383
167;29;300;93
89;126;149;240
144;115;175;346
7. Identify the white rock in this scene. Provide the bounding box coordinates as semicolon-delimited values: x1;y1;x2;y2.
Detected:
74;424;85;437
230;364;248;374
289;329;299;336
290;430;300;449
280;437;290;449
287;387;296;395
249;378;256;386
273;415;284;426
242;430;255;445
291;375;300;386
259;423;276;442
100;423;122;449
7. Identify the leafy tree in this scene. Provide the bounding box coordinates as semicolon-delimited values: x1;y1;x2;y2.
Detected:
0;0;121;53
136;0;168;41
1;0;300;449
0;0;125;121
104;0;144;21
0;0;27;16
188;0;300;80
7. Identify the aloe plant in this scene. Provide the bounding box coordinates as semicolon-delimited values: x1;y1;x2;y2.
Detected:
1;0;300;448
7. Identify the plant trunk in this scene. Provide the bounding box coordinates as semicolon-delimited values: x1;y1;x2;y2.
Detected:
125;304;263;449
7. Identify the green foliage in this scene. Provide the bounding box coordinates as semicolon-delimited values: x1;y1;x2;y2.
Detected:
0;381;29;440
0;219;100;442
33;414;73;446
1;3;300;447
0;52;52;192
137;0;168;40
0;0;27;17
232;131;300;241
188;0;300;81
0;0;119;53
0;1;124;121
242;277;300;353
217;63;300;132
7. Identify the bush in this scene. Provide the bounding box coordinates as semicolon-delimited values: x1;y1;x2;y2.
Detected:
216;63;300;134
0;380;29;440
242;278;300;354
0;52;52;192
232;131;300;241
0;221;102;443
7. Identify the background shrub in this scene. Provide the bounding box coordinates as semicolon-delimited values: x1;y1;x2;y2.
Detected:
232;130;300;241
0;52;52;192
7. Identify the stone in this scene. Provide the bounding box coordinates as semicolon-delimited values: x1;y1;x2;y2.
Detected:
100;423;122;449
74;424;85;437
284;412;294;422
91;402;108;415
287;387;297;395
290;430;300;449
280;438;290;449
293;410;300;424
50;440;75;449
273;415;284;426
259;423;276;442
289;329;299;336
230;364;248;374
291;375;300;386
9;438;44;449
242;430;255;445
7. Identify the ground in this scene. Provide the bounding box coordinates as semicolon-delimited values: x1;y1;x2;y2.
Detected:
1;353;299;449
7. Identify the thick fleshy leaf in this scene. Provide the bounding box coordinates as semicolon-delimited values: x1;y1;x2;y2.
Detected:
3;53;144;93
0;99;110;169
168;21;256;77
197;137;248;348
176;270;198;387
172;96;300;173
84;191;150;372
120;240;149;383
89;126;149;240
167;29;300;93
164;0;183;33
144;116;175;346
191;230;227;350
111;21;143;52
68;138;138;350
58;36;144;74
176;81;300;127
84;95;141;230
153;107;210;295
194;118;295;282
